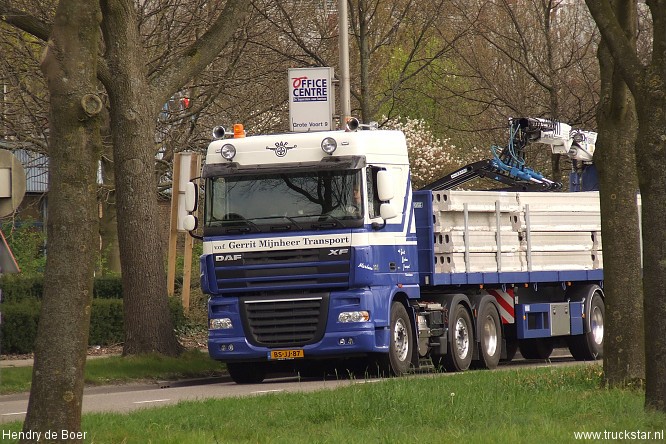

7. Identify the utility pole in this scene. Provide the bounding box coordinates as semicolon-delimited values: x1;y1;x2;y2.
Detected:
338;0;351;128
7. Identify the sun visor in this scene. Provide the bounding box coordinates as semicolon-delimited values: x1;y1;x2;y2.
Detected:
202;155;366;178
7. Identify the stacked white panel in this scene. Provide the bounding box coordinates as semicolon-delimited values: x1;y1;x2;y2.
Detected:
430;191;603;274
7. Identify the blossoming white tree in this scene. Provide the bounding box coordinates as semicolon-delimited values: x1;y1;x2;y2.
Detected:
385;116;483;189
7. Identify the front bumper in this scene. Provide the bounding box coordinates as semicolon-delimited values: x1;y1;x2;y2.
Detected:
207;289;390;362
208;327;387;362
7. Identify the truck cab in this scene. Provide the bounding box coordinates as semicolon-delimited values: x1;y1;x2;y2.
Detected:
195;126;419;382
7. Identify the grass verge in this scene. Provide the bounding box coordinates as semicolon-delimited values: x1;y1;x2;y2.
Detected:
2;364;665;443
0;350;224;394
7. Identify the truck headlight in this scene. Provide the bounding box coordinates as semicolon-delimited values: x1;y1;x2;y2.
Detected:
338;311;370;323
321;137;337;154
210;318;233;329
220;143;236;161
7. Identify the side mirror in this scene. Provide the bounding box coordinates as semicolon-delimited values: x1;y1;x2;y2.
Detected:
376;170;395;201
183;214;198;231
380;203;398;220
185;182;197;212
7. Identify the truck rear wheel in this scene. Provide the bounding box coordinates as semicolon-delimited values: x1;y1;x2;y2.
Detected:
568;291;604;360
502;339;518;362
476;303;502;369
519;338;554;360
377;302;413;376
227;362;266;384
443;304;474;372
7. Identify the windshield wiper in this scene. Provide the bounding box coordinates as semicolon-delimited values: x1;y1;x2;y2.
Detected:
223;218;260;234
246;215;306;231
311;214;343;229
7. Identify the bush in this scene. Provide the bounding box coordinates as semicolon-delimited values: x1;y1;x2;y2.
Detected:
89;299;125;346
0;274;43;303
1;297;187;354
0;275;124;302
93;276;124;299
0;300;40;354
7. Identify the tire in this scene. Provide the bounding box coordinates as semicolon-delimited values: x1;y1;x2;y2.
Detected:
475;303;502;369
568;292;604;360
442;304;474;372
227;362;266;384
519;338;554;360
502;339;518;362
376;302;413;376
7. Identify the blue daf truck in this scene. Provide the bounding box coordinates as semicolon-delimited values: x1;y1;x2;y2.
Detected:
183;118;605;383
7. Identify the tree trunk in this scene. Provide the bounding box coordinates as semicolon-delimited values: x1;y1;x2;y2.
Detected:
635;90;666;411
595;21;645;386
585;0;666;412
99;129;121;275
101;0;183;356
21;0;102;441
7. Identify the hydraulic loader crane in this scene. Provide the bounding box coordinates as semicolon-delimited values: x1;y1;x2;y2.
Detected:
422;117;598;192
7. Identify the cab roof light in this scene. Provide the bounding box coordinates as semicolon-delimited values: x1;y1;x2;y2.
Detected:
233;123;246;138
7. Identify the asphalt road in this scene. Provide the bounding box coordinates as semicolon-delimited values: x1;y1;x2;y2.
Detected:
0;349;595;424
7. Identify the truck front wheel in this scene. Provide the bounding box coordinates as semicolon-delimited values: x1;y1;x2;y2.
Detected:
227;362;266;384
376;302;413;376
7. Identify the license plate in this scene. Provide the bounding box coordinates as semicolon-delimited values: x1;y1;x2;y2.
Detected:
269;349;304;360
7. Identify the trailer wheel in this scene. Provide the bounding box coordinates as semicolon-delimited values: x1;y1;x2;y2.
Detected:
568;292;604;360
443;304;474;372
227;362;266;384
519;338;554;360
502;339;518;362
377;302;413;376
476;304;502;369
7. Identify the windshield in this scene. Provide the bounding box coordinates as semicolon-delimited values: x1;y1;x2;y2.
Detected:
204;169;364;234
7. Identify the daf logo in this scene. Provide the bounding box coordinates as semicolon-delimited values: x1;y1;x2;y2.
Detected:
215;254;242;261
266;141;297;157
328;248;349;256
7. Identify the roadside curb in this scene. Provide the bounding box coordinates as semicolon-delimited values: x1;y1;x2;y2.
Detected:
1;353;121;369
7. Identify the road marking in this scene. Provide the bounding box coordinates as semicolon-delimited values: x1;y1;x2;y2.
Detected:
133;399;170;404
251;389;284;395
1;412;27;416
354;379;382;384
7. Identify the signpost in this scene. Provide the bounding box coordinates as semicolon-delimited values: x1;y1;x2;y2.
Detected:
288;67;335;132
167;152;201;312
0;149;26;218
0;149;25;275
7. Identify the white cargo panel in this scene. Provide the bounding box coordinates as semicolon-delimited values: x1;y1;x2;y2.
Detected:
430;191;603;274
434;211;516;232
435;231;521;253
435;252;524;273
520;231;599;252
527;251;600;271
433;190;521;212
510;211;601;232
436;251;600;273
515;191;600;212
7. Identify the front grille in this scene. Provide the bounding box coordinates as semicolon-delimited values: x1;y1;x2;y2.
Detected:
214;247;350;292
240;294;329;347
